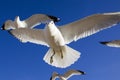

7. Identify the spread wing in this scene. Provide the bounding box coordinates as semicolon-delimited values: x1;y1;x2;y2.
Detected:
24;14;59;28
9;28;48;46
58;12;120;44
63;69;85;79
100;40;120;48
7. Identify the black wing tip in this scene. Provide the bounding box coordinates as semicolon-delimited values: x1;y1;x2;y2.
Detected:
1;23;5;30
77;70;86;75
47;15;60;22
100;41;108;45
50;76;52;80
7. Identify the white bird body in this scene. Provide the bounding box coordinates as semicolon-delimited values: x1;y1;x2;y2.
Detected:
43;21;80;67
52;74;67;80
44;21;66;63
59;76;66;80
2;12;120;68
44;21;65;48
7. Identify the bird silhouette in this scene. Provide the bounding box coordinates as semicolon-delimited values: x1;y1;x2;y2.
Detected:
50;69;85;80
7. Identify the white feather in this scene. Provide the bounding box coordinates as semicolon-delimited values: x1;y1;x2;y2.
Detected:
43;45;80;68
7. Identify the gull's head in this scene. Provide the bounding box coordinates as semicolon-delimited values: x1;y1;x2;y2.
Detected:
48;15;60;22
1;20;15;30
47;21;56;27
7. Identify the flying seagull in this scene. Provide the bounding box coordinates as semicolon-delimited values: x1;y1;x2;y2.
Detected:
50;69;85;80
2;12;120;68
1;14;60;30
100;40;120;48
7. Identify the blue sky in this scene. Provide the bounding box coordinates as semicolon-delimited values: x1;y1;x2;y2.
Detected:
0;0;120;80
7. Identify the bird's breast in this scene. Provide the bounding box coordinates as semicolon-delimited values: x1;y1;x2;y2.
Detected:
45;25;65;48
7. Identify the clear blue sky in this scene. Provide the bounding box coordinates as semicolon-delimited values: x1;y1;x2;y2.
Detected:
0;0;120;80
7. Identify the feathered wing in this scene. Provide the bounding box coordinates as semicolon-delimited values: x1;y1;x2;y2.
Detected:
58;12;120;44
9;28;48;46
63;69;85;79
100;40;120;48
24;14;59;28
43;45;80;68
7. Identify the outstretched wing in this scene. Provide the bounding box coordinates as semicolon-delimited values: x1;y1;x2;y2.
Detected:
24;14;59;28
9;28;48;46
58;12;120;44
100;40;120;48
63;69;85;79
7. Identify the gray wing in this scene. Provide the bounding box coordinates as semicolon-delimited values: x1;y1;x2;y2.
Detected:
58;12;120;44
24;14;59;28
9;28;48;46
50;72;59;80
100;40;120;48
63;69;85;79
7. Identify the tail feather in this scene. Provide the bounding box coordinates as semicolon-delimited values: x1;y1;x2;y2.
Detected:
43;45;80;68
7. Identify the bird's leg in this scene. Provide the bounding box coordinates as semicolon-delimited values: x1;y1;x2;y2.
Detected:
60;49;63;59
50;49;55;64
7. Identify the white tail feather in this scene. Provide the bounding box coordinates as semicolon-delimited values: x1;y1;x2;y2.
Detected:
43;45;80;68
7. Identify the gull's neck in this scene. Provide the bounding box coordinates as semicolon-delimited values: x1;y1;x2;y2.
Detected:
47;21;56;27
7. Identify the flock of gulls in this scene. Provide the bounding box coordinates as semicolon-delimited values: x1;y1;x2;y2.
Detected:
1;12;120;80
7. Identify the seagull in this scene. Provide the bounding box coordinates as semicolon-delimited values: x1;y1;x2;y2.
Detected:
50;69;85;80
1;14;60;30
2;12;120;68
100;40;120;48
